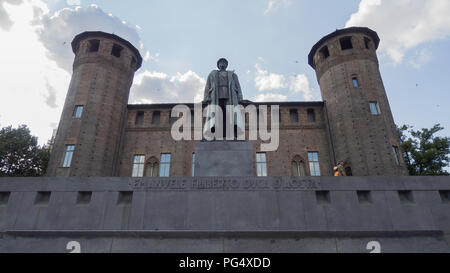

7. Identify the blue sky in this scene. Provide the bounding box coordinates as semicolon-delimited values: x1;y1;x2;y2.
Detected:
1;0;450;145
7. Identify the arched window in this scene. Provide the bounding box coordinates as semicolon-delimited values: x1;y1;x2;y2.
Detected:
145;157;159;177
345;166;353;176
352;76;359;87
291;155;306;176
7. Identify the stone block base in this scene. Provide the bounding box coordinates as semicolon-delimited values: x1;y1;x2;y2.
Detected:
194;141;254;176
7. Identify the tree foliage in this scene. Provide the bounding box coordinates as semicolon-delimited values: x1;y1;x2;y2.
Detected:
0;125;50;177
398;124;450;176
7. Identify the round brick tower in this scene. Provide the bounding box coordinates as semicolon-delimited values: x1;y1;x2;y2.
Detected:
308;27;407;176
47;31;142;177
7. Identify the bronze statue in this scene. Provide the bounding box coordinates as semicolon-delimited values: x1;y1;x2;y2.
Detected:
203;58;244;139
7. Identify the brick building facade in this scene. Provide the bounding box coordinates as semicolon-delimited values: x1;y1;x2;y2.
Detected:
46;27;408;177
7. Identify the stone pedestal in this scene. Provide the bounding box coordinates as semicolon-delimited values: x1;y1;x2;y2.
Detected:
194;141;254;176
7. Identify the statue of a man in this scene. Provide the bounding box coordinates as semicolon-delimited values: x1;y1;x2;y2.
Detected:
203;58;244;139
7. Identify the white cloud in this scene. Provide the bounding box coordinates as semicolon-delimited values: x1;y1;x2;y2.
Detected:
346;0;450;64
254;63;287;91
130;70;206;104
253;59;315;101
409;48;432;69
66;0;80;6
289;74;313;101
38;4;144;72
253;93;287;102
0;1;151;145
0;0;23;31
0;0;70;145
43;78;58;108
144;51;159;62
264;0;291;15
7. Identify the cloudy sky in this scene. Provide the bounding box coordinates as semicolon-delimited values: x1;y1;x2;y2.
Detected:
1;0;450;145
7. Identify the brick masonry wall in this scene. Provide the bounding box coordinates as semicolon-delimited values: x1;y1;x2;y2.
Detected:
119;104;333;177
47;34;140;177
312;30;408;176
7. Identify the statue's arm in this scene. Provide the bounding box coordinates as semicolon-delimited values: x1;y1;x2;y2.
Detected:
203;74;212;103
233;73;243;101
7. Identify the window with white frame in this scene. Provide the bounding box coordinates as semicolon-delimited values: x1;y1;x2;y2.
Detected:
159;153;171;177
256;152;267;176
62;145;75;167
132;155;145;177
308;152;321;176
392;145;400;165
73;105;84;118
191;153;196;176
369;102;381;115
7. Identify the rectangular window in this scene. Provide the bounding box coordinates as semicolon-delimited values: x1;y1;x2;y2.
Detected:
111;43;123;58
307;109;316;122
369;102;381;115
364;37;371;49
132;155;145;177
289;109;299;123
160;153;171;177
256;152;267;176
340;36;353;50
152;111;161;125
135;111;144;126
62;145;75;167
392;145;400;165
319;46;330;58
308;152;321;176
352;77;359;87
191;153;196;177
73;105;83;118
88;39;100;52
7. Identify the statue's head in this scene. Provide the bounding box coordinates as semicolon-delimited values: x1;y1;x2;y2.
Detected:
217;58;228;71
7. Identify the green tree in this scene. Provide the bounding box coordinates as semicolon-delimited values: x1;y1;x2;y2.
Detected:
0;125;50;177
398;124;450;176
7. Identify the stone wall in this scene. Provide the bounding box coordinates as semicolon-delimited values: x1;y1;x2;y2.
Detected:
1;176;449;252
